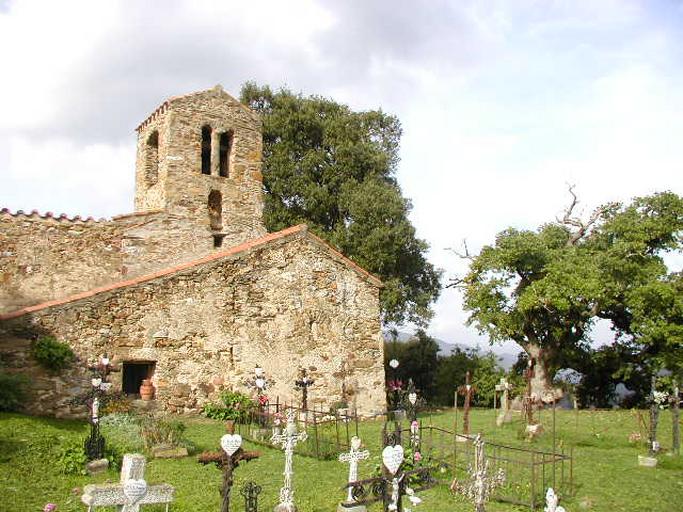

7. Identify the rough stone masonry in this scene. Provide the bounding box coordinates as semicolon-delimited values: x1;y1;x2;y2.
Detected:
0;86;385;417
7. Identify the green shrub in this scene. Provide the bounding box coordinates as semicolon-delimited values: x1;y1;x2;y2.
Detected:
30;336;75;372
0;370;28;411
202;390;255;422
56;438;87;475
100;413;144;454
140;416;185;448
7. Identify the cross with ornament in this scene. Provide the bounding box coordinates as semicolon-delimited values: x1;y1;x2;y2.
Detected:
338;436;370;507
494;377;512;426
544;488;566;512
404;378;421;423
450;434;505;512
271;408;308;512
81;454;174;512
198;422;260;512
294;367;315;411
458;371;477;436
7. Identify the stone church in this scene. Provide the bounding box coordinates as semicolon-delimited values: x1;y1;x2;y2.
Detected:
0;86;385;417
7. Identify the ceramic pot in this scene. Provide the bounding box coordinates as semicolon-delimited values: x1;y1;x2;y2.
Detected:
140;379;154;400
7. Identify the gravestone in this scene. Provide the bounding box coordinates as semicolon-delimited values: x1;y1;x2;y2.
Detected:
81;453;174;512
494;378;512;426
451;434;505;512
271;409;308;512
197;422;260;512
544;488;566;512
458;371;476;437
338;436;370;512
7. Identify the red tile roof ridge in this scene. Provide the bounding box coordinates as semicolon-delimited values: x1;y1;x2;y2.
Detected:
0;224;307;321
0;207;106;223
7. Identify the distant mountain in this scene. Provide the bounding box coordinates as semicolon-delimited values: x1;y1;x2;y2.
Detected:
382;330;519;370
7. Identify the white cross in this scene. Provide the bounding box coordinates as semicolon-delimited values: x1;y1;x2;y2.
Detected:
270;409;308;511
81;454;174;512
495;378;512;413
339;436;370;504
451;434;505;511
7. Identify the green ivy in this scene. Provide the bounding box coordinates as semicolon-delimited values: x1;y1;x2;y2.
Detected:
30;336;75;373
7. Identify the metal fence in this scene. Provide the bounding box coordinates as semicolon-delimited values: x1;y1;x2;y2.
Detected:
234;399;359;460
398;423;573;510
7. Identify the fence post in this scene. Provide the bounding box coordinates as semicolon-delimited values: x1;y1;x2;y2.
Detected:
530;452;536;511
312;406;320;459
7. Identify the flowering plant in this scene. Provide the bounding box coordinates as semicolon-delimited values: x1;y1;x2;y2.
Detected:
653;390;669;409
43;504;57;512
273;411;285;426
258;394;269;406
387;380;403;391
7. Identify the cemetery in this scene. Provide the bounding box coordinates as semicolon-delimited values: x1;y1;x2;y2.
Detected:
0;7;682;512
0;370;681;511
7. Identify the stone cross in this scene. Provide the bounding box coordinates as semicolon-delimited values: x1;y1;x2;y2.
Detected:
271;408;308;512
451;435;505;512
81;454;174;512
339;436;370;505
458;371;476;436
495;378;512;427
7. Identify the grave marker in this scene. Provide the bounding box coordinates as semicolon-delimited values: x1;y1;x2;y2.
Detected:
81;454;174;512
338;436;370;511
271;408;308;512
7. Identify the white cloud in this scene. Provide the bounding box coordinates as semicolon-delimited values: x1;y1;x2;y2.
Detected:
1;137;134;217
0;0;681;354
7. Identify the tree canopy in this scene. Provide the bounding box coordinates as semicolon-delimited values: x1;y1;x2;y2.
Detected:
458;190;683;398
240;82;441;326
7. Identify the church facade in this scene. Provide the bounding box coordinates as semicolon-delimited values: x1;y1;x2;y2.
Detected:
0;86;385;417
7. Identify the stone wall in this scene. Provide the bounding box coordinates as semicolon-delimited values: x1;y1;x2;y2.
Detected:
0;209;229;314
0;229;385;417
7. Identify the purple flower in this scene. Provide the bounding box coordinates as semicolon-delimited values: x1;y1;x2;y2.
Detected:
43;504;57;512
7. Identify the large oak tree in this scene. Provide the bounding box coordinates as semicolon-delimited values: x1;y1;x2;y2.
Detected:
457;190;683;398
240;83;441;326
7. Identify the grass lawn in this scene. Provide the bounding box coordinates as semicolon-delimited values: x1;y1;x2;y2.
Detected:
1;408;681;512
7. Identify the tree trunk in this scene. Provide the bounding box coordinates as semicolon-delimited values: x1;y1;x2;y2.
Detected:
525;344;562;402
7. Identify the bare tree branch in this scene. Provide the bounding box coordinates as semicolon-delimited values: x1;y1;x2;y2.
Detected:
557;184;611;246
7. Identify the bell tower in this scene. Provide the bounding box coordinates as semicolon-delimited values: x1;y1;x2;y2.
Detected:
134;85;266;249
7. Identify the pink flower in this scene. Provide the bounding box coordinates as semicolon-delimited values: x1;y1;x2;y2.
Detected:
258;394;269;406
411;420;419;429
43;504;57;512
388;380;403;391
413;451;422;462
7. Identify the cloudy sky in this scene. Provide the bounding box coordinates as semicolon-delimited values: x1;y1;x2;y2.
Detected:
1;0;682;354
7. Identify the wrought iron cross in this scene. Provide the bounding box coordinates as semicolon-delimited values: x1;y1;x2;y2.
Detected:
294;368;315;411
270;408;308;511
451;434;505;512
458;371;477;435
339;436;370;504
240;481;262;512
